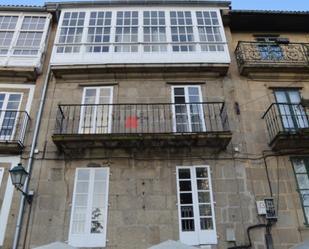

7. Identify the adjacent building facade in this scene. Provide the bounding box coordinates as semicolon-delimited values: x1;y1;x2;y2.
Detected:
0;1;309;249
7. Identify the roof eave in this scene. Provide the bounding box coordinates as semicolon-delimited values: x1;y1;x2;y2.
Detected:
46;0;231;11
0;5;46;12
229;9;309;32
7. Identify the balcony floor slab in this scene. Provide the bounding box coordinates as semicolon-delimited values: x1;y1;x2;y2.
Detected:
270;130;309;151
0;141;24;154
52;132;232;152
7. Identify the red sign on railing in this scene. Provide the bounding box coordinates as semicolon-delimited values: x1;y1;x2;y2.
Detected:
125;116;138;129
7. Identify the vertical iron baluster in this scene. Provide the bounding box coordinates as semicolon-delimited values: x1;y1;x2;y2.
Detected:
147;104;149;133
71;105;75;134
214;103;219;132
101;104;104;134
207;103;212;132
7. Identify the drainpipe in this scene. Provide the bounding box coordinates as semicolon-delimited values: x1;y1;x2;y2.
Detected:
12;65;51;249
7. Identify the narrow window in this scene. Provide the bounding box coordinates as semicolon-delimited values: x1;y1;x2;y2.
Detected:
170;11;195;52
14;16;46;55
196;11;224;52
274;89;308;130
115;11;138;52
79;87;113;134
0;16;18;55
57;12;85;53
86;11;112;53
172;86;205;132
143;11;167;52
176;166;217;245
0;93;22;140
69;168;110;247
291;158;309;224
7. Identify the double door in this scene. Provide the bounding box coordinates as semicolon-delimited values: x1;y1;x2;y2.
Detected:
172;86;206;133
79;87;113;134
274;90;308;130
0;93;22;140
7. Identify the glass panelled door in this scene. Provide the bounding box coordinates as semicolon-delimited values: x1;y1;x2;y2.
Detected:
0;93;22;140
69;168;109;247
274;90;308;130
79;87;113;134
172;86;205;132
176;166;217;245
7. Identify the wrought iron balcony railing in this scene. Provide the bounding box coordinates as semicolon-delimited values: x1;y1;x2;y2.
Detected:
55;102;230;136
235;41;309;75
262;103;309;147
0;110;30;149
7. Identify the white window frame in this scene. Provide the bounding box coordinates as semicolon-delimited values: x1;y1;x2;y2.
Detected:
170;10;195;52
69;167;110;248
176;165;217;246
0;92;23;141
0;156;20;246
0;13;50;58
171;85;206;133
195;11;224;52
54;8;227;55
143;10;167;52
0;168;3;189
79;86;113;134
86;11;112;53
114;11;139;52
0;16;18;55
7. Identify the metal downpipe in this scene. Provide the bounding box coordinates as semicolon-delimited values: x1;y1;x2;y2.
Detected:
12;65;51;249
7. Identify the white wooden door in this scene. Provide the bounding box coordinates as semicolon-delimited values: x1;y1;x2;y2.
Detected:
69;168;110;248
79;87;113;134
176;166;217;246
172;86;206;133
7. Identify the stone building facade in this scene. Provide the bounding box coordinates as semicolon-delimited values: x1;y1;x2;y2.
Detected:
0;1;309;249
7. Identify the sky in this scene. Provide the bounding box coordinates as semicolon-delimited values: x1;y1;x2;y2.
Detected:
0;0;309;11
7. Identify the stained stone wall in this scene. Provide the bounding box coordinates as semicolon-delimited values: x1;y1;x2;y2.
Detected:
2;14;309;249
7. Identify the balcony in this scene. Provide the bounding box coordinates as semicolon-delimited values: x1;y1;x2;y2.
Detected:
263;103;309;151
235;41;309;76
50;8;231;77
0;13;51;80
52;102;232;152
0;110;30;154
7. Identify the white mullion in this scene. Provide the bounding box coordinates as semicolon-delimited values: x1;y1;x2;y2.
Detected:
191;167;201;238
216;9;227;51
191;11;200;51
107;87;113;134
92;88;100;133
171;86;177;132
103;168;110;245
197;85;206;132
110;10;116;52
0;168;3;188
68;169;81;243
207;166;216;237
38;14;51;54
81;11;90;54
165;11;172;52
138;10;143;53
86;169;95;236
185;87;192;133
7;93;22;141
7;13;22;59
55;11;65;46
0;94;9;134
